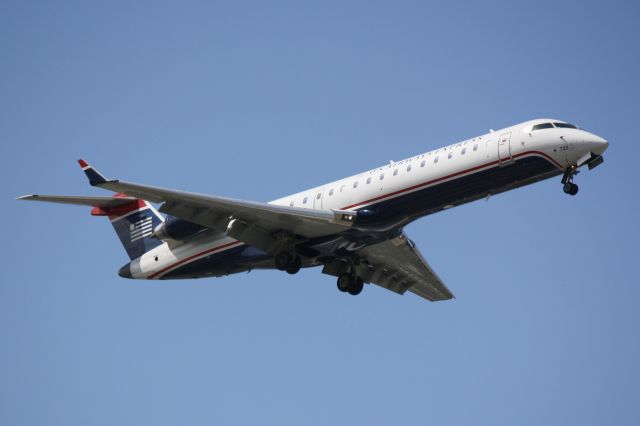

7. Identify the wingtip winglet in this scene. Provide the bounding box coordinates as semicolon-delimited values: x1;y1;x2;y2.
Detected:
77;158;108;186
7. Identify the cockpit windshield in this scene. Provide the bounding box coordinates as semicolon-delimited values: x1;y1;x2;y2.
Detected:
531;122;578;131
531;123;554;131
553;122;577;129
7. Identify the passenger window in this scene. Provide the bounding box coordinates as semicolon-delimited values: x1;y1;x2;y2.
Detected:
303;197;308;204
448;152;453;159
434;156;439;163
532;123;554;131
393;169;398;176
353;181;358;188
316;192;321;199
421;160;425;167
380;173;385;180
366;177;372;184
406;165;411;172
329;188;334;196
473;144;478;151
461;147;466;155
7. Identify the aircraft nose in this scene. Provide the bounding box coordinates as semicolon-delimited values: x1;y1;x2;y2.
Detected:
118;263;133;279
591;134;609;155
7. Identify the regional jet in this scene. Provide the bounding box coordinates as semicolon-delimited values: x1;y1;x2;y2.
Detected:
18;119;608;301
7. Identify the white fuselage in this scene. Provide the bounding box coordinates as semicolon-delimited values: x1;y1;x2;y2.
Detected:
129;118;608;279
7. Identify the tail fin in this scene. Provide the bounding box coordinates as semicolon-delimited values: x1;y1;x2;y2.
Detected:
91;195;165;260
76;158;165;259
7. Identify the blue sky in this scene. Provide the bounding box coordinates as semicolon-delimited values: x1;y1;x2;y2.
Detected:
2;1;639;425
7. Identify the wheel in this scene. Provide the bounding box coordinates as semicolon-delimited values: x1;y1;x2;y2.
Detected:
347;277;364;295
564;182;579;195
337;274;351;292
286;255;302;274
275;251;292;271
569;183;579;196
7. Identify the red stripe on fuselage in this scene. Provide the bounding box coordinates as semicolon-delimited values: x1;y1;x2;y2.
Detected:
148;240;244;279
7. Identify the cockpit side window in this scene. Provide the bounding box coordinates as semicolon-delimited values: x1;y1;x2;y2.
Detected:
553;122;577;129
531;123;554;131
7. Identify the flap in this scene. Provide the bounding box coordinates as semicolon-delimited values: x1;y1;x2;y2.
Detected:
357;233;454;302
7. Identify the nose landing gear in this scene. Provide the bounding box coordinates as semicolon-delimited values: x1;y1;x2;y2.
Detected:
562;166;579;196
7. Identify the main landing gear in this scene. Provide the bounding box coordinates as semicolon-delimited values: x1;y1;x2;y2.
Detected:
275;250;302;275
562;166;579;196
336;273;364;296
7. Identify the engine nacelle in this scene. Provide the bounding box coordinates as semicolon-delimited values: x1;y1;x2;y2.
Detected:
153;217;208;241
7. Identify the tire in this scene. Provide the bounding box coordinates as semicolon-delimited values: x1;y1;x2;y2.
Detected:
347;277;364;296
286;256;302;275
275;251;292;271
337;274;351;292
563;182;573;194
570;183;579;196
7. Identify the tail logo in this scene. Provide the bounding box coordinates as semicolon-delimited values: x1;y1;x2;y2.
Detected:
130;217;153;242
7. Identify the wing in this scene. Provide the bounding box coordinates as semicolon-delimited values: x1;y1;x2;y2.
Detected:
16;194;137;207
356;233;454;301
77;159;357;251
23;160;454;301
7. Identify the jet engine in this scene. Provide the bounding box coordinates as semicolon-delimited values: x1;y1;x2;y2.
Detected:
153;216;208;241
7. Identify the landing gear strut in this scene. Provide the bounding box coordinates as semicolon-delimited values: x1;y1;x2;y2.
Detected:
275;250;302;274
562;166;579;196
337;273;364;296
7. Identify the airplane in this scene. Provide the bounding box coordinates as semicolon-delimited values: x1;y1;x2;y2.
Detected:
17;118;608;302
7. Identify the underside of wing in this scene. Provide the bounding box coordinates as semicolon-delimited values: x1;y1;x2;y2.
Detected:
356;234;454;301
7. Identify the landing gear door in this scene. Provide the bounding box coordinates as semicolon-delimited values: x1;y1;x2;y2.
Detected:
498;131;512;164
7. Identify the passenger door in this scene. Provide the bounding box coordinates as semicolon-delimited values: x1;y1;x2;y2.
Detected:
498;132;512;164
313;190;324;209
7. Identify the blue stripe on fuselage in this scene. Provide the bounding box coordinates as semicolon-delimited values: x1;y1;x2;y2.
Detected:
353;155;560;229
160;244;270;279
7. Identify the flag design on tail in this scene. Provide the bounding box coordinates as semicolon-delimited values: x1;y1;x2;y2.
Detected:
91;195;164;260
130;216;154;242
76;159;165;260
